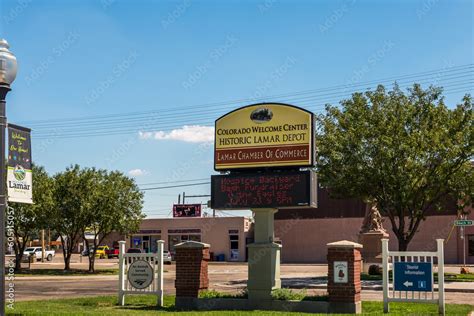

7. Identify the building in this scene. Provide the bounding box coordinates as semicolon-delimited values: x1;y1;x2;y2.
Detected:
274;187;474;264
109;188;472;264
127;216;253;262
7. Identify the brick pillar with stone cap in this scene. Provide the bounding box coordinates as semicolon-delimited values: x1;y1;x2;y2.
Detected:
327;240;362;314
174;241;210;309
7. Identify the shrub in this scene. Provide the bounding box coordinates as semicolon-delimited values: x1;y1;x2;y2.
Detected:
368;264;382;275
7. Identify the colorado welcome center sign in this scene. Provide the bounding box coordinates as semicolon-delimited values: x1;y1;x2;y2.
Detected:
211;102;317;301
214;103;314;170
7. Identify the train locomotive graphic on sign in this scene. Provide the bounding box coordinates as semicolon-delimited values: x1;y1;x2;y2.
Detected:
214;103;315;170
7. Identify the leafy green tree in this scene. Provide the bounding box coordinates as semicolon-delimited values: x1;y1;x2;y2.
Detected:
9;165;54;270
51;165;98;270
316;84;473;251
84;170;144;272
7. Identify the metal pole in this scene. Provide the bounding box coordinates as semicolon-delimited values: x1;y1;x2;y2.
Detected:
41;229;45;262
0;84;10;316
462;226;466;266
382;238;389;313
182;192;185;204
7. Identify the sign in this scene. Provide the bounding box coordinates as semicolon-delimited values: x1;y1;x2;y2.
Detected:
334;261;348;283
119;240;164;307
211;170;317;210
173;204;201;217
132;237;141;247
394;262;432;292
454;220;473;226
128;260;154;289
7;124;33;204
214;103;314;170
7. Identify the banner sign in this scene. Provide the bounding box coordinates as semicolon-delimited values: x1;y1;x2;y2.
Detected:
7;124;33;204
211;170;317;209
173;204;202;217
214;103;314;170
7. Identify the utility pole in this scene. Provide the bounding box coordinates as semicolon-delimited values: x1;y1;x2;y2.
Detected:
41;229;45;262
183;191;186;204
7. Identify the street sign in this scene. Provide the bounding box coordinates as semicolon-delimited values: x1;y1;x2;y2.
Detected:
394;262;432;292
454;220;473;226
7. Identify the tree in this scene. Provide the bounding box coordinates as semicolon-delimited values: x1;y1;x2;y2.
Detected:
51;165;98;270
9;165;54;271
84;170;144;272
316;84;473;251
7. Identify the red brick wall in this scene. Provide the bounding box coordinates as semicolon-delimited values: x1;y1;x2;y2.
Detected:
327;246;362;303
175;246;209;297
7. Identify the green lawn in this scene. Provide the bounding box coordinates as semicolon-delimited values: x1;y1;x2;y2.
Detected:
6;295;473;315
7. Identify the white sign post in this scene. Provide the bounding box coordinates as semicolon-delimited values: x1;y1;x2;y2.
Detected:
382;239;445;315
118;240;164;307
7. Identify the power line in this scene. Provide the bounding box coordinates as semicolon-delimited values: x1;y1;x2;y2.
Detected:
26;65;473;139
140;182;210;191
138;177;209;186
22;63;473;126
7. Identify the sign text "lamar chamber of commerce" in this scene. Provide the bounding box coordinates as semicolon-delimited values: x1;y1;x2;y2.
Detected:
214;103;314;170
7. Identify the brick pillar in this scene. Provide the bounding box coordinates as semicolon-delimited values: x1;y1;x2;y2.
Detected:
327;240;362;314
175;241;210;309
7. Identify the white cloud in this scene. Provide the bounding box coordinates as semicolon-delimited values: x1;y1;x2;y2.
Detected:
128;169;148;177
139;125;214;143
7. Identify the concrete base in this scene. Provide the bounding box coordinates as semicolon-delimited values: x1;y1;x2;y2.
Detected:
358;231;388;264
247;242;281;300
175;297;361;314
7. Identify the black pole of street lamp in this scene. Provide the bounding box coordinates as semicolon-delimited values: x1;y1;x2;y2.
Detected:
0;84;8;316
0;39;17;316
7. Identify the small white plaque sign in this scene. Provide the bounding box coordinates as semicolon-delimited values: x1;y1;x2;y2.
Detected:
128;260;154;289
334;261;348;283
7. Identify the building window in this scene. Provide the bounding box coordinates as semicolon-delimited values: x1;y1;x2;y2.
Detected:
189;235;201;242
229;233;239;260
469;235;474;257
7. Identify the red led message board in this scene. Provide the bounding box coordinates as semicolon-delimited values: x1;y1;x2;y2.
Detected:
211;170;317;210
173;204;202;217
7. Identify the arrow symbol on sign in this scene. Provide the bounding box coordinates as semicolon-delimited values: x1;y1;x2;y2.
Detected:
404;281;413;287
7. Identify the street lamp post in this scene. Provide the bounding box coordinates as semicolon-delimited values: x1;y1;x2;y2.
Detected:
0;39;18;316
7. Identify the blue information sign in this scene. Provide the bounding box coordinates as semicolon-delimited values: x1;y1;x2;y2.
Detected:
394;262;432;292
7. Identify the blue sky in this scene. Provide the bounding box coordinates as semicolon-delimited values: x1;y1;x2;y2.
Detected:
1;0;472;218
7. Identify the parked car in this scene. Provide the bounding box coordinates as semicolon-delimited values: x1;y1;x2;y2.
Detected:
95;245;109;259
106;247;120;259
163;250;172;264
23;247;55;261
126;248;142;254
